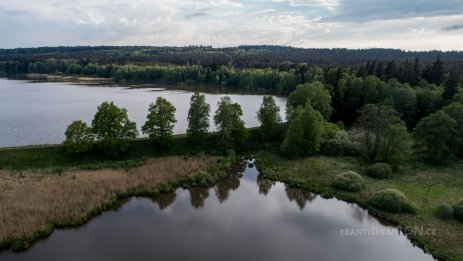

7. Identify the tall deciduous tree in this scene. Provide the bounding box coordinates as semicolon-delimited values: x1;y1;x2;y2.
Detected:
443;102;463;155
63;120;94;153
92;102;138;156
286;81;333;120
142;97;177;146
281;102;324;158
187;92;210;144
356;104;406;162
213;96;248;149
257;96;281;141
414;110;457;163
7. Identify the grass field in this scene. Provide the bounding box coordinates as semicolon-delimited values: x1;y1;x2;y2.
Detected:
256;151;463;261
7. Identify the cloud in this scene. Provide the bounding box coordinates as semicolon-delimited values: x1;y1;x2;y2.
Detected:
0;0;463;50
442;24;463;31
326;0;463;22
186;12;209;19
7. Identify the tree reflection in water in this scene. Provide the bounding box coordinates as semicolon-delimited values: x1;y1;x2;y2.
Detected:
189;187;210;208
285;185;316;210
256;174;275;195
151;192;177;210
214;172;241;203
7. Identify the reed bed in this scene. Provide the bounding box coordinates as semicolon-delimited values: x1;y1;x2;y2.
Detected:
0;156;217;248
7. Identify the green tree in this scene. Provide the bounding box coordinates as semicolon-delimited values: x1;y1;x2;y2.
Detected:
257;96;281;141
92;102;138;156
187;92;211;145
414;110;457;163
356;104;406;162
63;120;94;153
443;102;463;155
444;71;460;101
281;102;324;158
142;97;177;146
213;96;248;149
286;81;333;120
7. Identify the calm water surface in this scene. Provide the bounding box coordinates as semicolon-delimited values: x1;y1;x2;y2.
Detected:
0;79;287;147
0;161;435;261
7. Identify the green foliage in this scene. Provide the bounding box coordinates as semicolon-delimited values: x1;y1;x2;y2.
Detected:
281;103;324;158
435;204;454;219
187;92;210;145
332;171;365;192
442;102;463;154
321;130;361;156
91;102;138;157
365;163;392;179
369;189;417;214
356;104;407;163
413;110;458;163
286;81;333;119
454;202;463;222
190;171;215;187
142;97;177;147
213;96;249;150
63;120;94;153
257;96;281;141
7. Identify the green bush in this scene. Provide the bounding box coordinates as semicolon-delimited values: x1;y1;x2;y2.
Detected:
365;163;392;179
332;171;365;192
454;201;463;222
369;189;417;214
436;204;454;219
321;131;361;156
190;171;214;187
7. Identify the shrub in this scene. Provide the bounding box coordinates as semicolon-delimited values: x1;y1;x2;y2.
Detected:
454;201;463;222
332;171;365;192
365;163;392;179
436;204;454;219
369;189;417;214
190;171;214;187
321;131;361;156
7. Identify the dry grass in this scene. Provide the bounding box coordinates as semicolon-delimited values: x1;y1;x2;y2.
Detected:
0;156;217;247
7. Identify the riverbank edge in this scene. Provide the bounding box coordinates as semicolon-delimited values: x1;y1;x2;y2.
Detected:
0;154;240;252
254;154;460;261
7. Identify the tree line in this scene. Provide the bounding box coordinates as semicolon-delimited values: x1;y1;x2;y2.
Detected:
2;45;463;68
64;93;250;156
65;82;463;165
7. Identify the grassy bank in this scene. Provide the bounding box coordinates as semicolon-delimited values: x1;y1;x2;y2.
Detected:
0;154;238;251
0;129;263;171
255;151;463;261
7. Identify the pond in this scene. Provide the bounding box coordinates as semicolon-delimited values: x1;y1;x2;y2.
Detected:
0;79;287;148
0;161;435;261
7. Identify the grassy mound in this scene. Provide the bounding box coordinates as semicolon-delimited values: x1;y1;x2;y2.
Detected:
436;203;454;219
369;189;417;214
332;171;365;192
365;163;392;179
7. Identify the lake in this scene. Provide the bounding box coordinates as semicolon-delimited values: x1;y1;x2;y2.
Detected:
0;79;287;148
0;161;435;261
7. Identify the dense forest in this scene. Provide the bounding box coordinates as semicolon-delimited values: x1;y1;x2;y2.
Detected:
0;45;462;132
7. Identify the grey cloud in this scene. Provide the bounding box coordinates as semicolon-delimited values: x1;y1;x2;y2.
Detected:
442;24;463;31
327;0;463;22
186;12;208;19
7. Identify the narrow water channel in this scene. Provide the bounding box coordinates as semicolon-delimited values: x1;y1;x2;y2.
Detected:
0;161;435;261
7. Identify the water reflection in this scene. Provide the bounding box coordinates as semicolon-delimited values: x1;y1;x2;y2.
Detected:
214;175;240;203
189;188;210;209
256;174;275;195
0;160;436;261
284;185;316;210
151;192;176;210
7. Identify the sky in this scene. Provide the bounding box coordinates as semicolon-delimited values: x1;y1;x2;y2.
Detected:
1;0;463;50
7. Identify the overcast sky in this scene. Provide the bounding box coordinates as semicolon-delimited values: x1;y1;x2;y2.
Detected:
1;0;463;50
